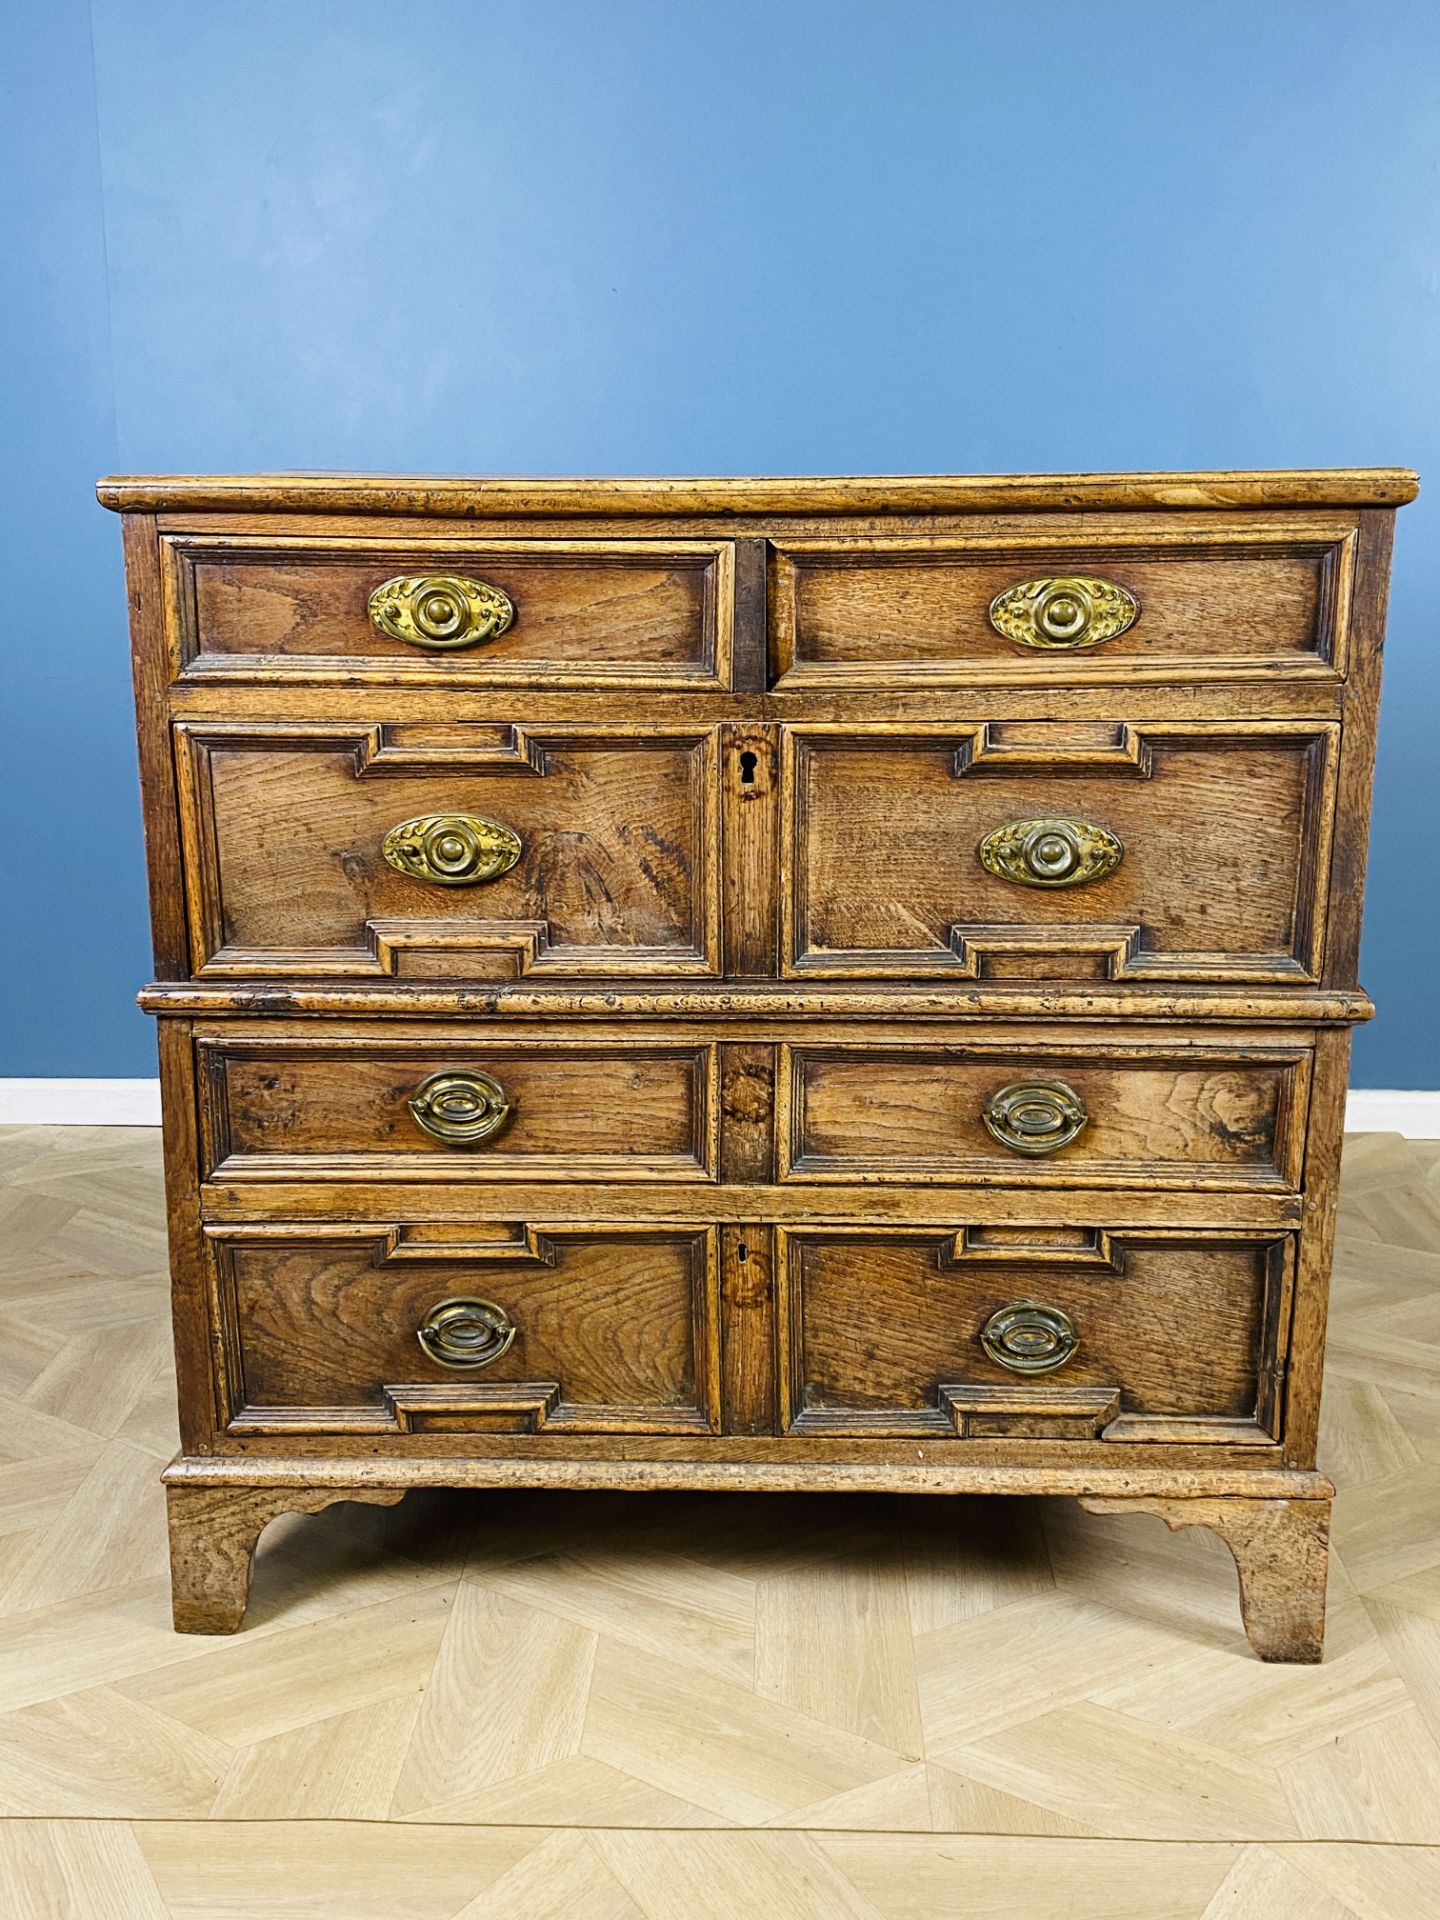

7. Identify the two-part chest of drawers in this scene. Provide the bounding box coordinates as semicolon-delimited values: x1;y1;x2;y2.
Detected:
101;468;1414;1656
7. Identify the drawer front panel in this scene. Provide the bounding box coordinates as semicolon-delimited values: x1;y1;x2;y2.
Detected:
781;1040;1308;1190
176;722;721;979
783;722;1338;983
199;1034;718;1183
771;530;1351;686
211;1223;720;1436
778;1225;1291;1445
173;538;734;688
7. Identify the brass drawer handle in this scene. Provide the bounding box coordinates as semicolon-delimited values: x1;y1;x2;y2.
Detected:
369;572;514;650
418;1296;516;1369
983;1079;1088;1156
978;815;1123;889
407;1069;511;1147
382;812;522;886
981;1302;1078;1374
989;574;1137;650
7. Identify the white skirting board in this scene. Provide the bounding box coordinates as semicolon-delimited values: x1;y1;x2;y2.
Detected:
1342;1090;1440;1138
0;1079;164;1125
0;1078;1438;1136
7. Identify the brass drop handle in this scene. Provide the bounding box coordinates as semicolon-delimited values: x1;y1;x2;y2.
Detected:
368;572;515;650
382;812;522;886
981;1302;1078;1375
988;574;1138;650
407;1070;512;1147
417;1296;516;1369
983;1079;1088;1156
978;815;1123;889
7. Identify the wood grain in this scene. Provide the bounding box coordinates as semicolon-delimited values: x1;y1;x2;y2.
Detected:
782;722;1339;983
122;513;190;979
196;1031;718;1184
166;1484;407;1632
96;466;1421;515
139;981;1378;1022
102;467;1410;1655
781;1037;1307;1190
777;1226;1288;1442
209;1225;721;1438
771;531;1347;686
1079;1494;1331;1663
178;536;732;690
174;721;722;979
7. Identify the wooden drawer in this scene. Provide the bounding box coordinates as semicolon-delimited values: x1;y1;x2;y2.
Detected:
209;1222;720;1436
783;720;1339;983
778;1224;1292;1445
197;1030;718;1183
779;1035;1309;1190
770;526;1354;687
168;536;736;689
174;721;720;979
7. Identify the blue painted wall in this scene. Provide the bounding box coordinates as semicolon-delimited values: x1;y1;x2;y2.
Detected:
4;0;1437;1082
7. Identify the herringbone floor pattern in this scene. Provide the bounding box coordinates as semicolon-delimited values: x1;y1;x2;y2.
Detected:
0;1126;1437;1917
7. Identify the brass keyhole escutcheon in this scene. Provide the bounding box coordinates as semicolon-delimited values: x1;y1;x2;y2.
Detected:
417;1297;516;1369
382;812;522;887
368;572;515;650
980;1301;1078;1375
407;1070;512;1148
988;574;1138;650
983;1079;1088;1156
978;815;1124;889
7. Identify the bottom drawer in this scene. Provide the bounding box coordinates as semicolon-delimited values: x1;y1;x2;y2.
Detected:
209;1221;720;1436
205;1215;1293;1449
778;1224;1293;1446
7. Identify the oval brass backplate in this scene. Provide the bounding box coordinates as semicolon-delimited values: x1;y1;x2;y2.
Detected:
382;812;522;887
988;574;1138;650
983;1079;1088;1156
407;1069;512;1148
417;1296;516;1369
978;815;1123;889
368;572;515;650
980;1301;1078;1375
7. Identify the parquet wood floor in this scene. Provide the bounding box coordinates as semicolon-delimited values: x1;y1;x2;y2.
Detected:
0;1125;1437;1917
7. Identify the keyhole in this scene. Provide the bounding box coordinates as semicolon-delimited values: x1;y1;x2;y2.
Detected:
739;750;758;786
737;1240;749;1262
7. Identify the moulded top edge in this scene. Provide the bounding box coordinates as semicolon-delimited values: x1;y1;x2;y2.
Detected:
95;468;1421;518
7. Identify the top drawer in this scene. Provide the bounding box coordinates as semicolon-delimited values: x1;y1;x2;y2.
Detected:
165;537;737;689
770;526;1356;687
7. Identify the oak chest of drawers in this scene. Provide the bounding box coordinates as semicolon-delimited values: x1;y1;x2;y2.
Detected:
101;466;1415;1658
